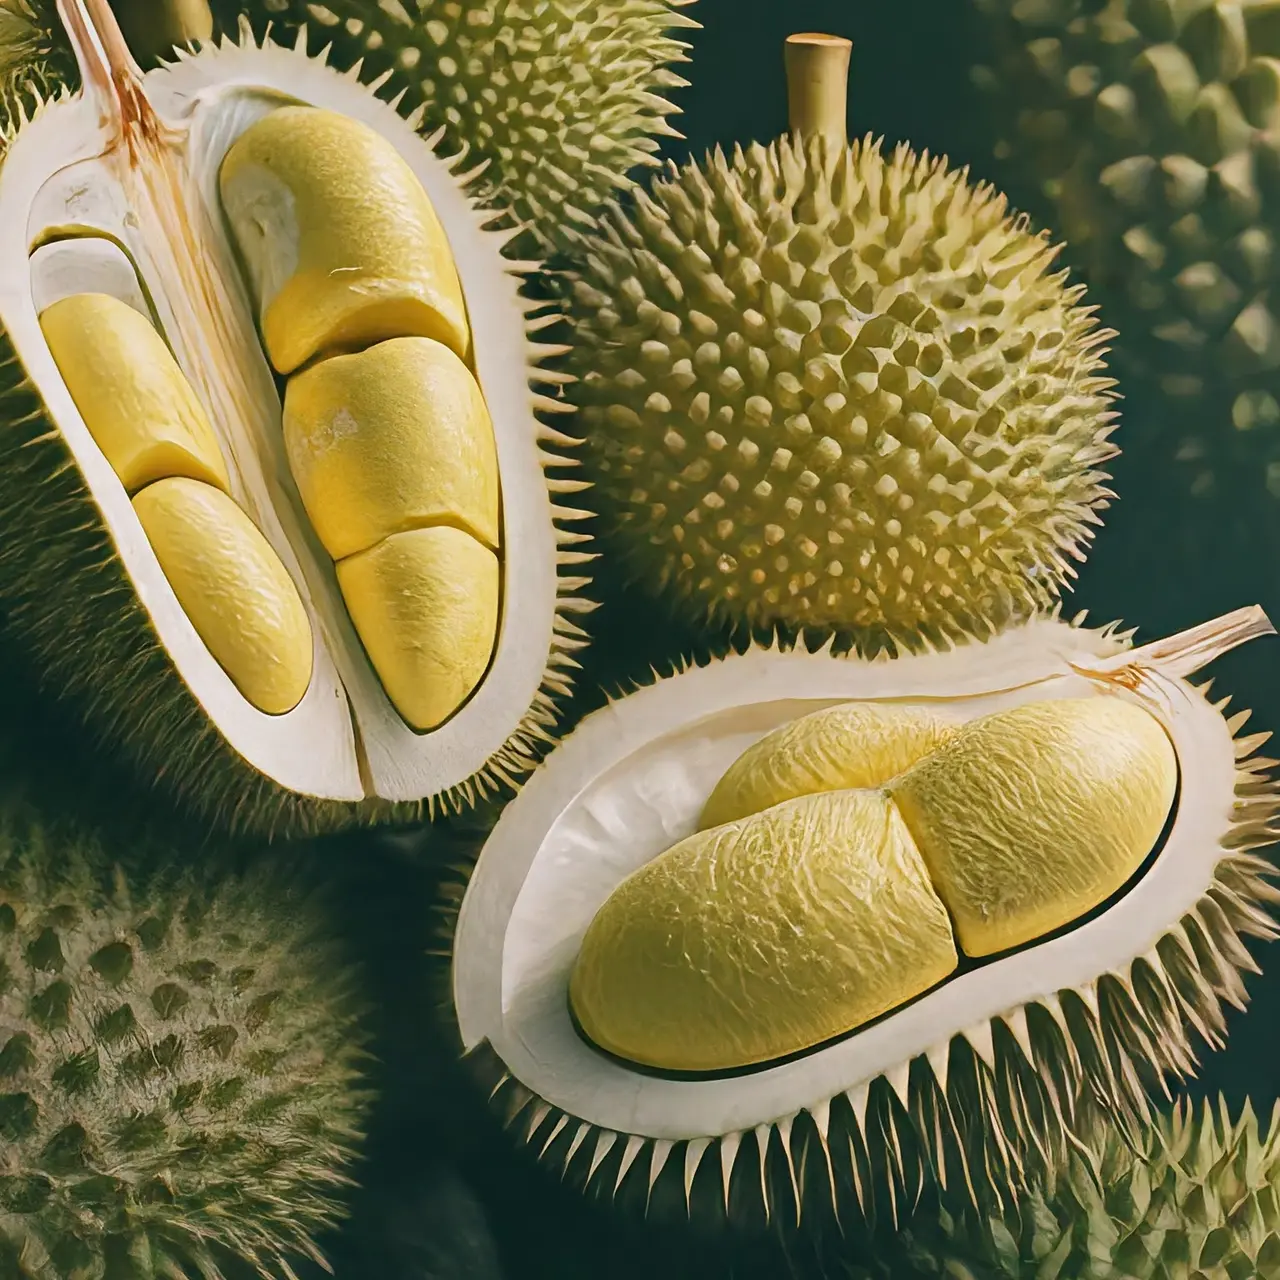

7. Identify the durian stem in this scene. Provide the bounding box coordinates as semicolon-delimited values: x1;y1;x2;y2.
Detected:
112;0;213;67
784;32;852;147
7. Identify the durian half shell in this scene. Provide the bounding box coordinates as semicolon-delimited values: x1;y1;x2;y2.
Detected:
445;607;1280;1227
0;4;591;837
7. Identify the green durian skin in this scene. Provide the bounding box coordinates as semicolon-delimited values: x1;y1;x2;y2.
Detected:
845;1097;1280;1280
565;132;1118;649
0;788;373;1279
970;0;1280;509
209;0;698;260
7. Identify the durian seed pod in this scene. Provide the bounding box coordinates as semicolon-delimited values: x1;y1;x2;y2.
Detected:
442;605;1280;1229
206;0;699;261
0;0;594;839
565;31;1119;654
969;0;1280;508
0;794;373;1275
844;1096;1280;1279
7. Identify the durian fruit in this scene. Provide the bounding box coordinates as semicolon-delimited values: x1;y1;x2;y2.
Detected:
205;0;699;260
845;1096;1280;1279
969;0;1280;506
566;32;1119;652
0;791;373;1276
443;604;1280;1227
0;0;593;838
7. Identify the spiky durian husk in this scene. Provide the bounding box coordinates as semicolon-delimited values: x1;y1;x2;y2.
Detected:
430;610;1280;1230
970;0;1280;508
845;1097;1280;1279
564;134;1120;655
0;31;595;842
209;0;697;260
0;793;373;1279
0;0;71;146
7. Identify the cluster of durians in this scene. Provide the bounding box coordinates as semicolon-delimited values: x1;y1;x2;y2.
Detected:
0;0;1276;1277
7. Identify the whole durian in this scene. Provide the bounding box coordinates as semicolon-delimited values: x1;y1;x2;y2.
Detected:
210;0;698;260
566;32;1119;652
0;796;373;1277
969;0;1280;506
846;1096;1280;1279
0;0;593;839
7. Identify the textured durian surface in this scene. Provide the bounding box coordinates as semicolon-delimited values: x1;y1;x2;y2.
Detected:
0;28;596;841
0;0;71;146
432;615;1280;1228
0;796;373;1279
566;134;1119;652
846;1097;1280;1279
214;0;698;259
970;0;1280;506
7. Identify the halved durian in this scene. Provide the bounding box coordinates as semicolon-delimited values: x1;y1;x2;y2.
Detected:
0;0;592;837
445;607;1280;1225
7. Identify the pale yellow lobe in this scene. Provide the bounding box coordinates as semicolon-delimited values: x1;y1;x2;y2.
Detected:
132;477;313;715
336;526;498;731
219;106;470;375
699;702;959;829
888;697;1178;957
281;336;500;561
569;790;958;1072
39;293;231;495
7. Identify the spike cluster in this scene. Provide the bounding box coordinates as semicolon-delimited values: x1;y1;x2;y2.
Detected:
566;134;1119;652
0;799;373;1277
847;1097;1280;1278
437;608;1280;1228
971;0;1280;505
216;0;699;259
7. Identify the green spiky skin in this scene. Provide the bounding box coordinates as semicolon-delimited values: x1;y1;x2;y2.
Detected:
211;0;698;260
0;0;73;147
0;799;373;1279
844;1097;1280;1280
970;0;1280;508
565;134;1119;653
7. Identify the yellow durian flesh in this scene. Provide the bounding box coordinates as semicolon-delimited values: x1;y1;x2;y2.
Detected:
218;105;471;375
132;477;314;716
699;701;958;829
889;697;1178;957
572;693;1179;1072
39;292;231;495
569;789;959;1073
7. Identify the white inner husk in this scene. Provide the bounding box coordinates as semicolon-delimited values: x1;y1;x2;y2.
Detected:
453;616;1239;1140
0;37;556;801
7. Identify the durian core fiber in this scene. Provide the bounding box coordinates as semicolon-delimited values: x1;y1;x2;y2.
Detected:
570;694;1178;1073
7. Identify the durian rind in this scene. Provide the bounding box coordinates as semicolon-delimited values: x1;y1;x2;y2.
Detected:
0;26;594;839
0;794;373;1276
442;609;1280;1226
566;133;1119;649
214;0;700;259
970;0;1280;506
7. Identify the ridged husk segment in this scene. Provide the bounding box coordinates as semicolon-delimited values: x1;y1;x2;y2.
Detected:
846;1097;1280;1279
969;0;1280;507
0;795;374;1279
565;133;1119;653
0;27;595;842
214;0;698;260
437;610;1280;1232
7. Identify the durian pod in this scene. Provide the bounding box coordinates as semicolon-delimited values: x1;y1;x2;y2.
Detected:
565;31;1119;652
843;1095;1280;1279
201;0;700;260
0;0;594;838
442;607;1280;1230
969;0;1280;510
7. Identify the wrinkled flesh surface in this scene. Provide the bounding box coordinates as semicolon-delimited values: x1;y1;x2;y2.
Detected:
31;99;502;729
571;694;1178;1071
